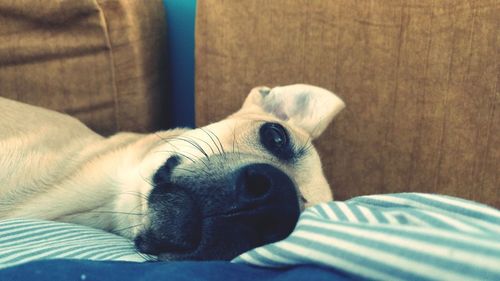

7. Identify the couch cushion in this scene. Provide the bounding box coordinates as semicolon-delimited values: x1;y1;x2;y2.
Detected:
0;0;168;135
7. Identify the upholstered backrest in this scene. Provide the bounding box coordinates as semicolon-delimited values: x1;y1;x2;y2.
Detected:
0;0;168;135
195;0;499;207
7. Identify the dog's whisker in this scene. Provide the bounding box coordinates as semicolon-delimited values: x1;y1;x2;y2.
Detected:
154;133;202;162
135;249;157;262
151;144;214;177
153;138;213;171
115;223;144;233
201;128;223;154
153;133;215;175
200;128;222;155
163;144;211;172
208;129;226;155
175;151;198;164
153;132;183;144
174;167;197;174
176;167;210;177
138;174;154;186
179;136;211;160
195;157;212;173
129;202;147;214
171;136;210;160
120;190;149;199
157;150;210;173
186;135;215;157
153;132;180;147
154;149;199;164
86;210;145;216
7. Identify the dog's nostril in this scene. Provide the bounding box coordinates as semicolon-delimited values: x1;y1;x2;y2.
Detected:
153;155;181;187
244;169;271;199
236;164;289;202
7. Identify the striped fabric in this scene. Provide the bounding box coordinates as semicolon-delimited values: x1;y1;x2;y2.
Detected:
1;193;499;281
0;219;148;269
233;193;500;281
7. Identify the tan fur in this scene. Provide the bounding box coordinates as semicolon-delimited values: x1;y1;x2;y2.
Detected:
0;84;344;240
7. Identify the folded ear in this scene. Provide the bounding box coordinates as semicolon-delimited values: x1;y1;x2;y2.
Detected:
240;84;345;139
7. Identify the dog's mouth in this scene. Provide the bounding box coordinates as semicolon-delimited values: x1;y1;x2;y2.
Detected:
133;155;301;261
135;205;289;261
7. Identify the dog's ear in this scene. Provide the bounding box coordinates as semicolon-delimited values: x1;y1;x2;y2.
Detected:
240;84;345;139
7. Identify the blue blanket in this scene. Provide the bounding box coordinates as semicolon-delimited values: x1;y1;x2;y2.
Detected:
0;259;349;281
1;193;499;281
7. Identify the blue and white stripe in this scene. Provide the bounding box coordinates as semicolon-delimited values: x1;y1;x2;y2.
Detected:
233;193;500;281
0;219;148;269
0;193;498;280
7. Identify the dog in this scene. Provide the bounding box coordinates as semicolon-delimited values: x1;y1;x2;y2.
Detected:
0;84;345;260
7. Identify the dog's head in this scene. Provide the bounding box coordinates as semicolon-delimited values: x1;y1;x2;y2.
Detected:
117;84;344;261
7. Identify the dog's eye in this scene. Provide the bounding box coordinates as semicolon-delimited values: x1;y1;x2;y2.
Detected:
260;123;294;161
261;123;288;149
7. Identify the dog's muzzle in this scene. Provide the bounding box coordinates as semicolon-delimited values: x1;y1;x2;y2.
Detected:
134;155;300;261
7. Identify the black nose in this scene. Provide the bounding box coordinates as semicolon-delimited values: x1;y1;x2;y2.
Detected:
231;163;300;246
139;160;300;260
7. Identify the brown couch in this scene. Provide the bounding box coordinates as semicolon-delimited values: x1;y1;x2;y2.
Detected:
195;0;499;208
0;0;168;136
1;0;497;208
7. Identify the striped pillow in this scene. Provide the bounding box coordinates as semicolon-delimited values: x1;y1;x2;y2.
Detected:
233;193;500;281
0;219;149;269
